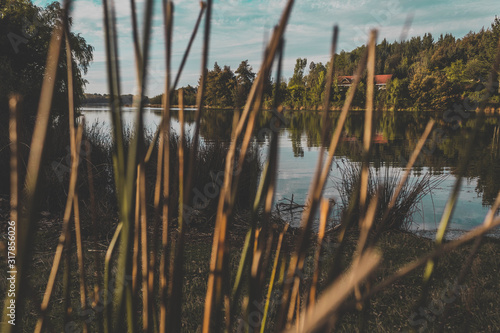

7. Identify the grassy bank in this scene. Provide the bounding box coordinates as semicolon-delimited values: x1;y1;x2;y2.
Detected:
140;229;500;332
2;223;499;332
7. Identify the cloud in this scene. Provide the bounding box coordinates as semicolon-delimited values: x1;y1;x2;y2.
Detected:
32;0;499;95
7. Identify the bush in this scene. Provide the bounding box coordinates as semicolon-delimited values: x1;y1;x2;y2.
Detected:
334;160;444;231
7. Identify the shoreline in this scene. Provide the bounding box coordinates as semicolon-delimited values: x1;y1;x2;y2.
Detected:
145;105;500;113
81;103;500;113
413;227;500;240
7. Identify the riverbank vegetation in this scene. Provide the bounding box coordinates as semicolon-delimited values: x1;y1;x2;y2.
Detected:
334;161;446;232
0;121;261;236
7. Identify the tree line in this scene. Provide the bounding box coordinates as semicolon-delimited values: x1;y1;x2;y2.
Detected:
83;93;150;105
1;0;93;124
152;17;500;112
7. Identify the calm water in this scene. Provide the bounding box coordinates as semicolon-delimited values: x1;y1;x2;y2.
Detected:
81;106;500;234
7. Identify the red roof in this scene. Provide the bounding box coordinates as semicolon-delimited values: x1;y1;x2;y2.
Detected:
338;76;355;85
338;74;392;85
374;74;392;85
372;132;388;144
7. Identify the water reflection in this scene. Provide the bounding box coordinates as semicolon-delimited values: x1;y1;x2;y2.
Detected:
256;110;500;208
81;107;500;231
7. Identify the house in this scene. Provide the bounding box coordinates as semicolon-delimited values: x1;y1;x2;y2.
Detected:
338;74;393;90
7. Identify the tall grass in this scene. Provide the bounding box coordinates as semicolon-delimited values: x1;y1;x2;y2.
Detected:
334;162;445;232
2;0;500;332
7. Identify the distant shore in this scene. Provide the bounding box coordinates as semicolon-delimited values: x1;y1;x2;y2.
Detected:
81;103;500;114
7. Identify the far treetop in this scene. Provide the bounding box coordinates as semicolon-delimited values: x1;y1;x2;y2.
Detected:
109;17;500;112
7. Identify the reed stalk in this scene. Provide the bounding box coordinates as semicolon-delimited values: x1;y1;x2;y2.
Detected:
276;28;371;332
307;199;329;313
5;1;500;331
104;224;123;333
144;2;206;159
260;224;288;333
7;96;20;246
438;192;500;330
319;26;338;145
73;192;88;332
83;135;101;311
133;170;140;295
165;89;185;331
101;0;126;325
34;125;83;333
63;215;72;327
246;38;284;333
139;164;150;331
65;23;89;332
7;3;69;330
359;30;377;213
335;214;500;315
369;119;435;243
172;2;207;91
159;1;173;330
1;95;20;331
102;0;155;328
353;30;376;331
129;0;142;80
352;194;378;323
419;37;500;310
203;3;294;331
286;250;381;333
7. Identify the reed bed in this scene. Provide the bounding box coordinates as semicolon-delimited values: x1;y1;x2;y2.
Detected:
333;162;446;232
1;0;500;332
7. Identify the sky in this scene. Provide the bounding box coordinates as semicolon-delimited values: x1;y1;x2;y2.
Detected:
32;0;499;96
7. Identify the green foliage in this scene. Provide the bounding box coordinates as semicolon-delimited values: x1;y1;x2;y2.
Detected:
0;0;93;122
385;77;409;110
271;80;288;108
148;93;162;105
174;84;198;105
204;62;235;107
305;61;327;108
233;60;255;108
352;80;367;108
149;85;197;106
324;18;499;111
463;58;490;82
200;61;272;109
286;84;305;109
289;57;307;86
186;18;500;112
444;60;466;83
257;17;499;111
409;70;456;111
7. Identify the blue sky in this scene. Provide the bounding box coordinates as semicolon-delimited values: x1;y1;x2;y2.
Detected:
33;0;499;96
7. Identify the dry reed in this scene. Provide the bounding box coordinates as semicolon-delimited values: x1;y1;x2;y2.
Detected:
3;1;500;333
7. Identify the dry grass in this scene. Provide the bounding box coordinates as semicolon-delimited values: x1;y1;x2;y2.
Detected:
1;0;500;332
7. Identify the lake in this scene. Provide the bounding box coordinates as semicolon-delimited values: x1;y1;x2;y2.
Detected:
81;106;500;235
